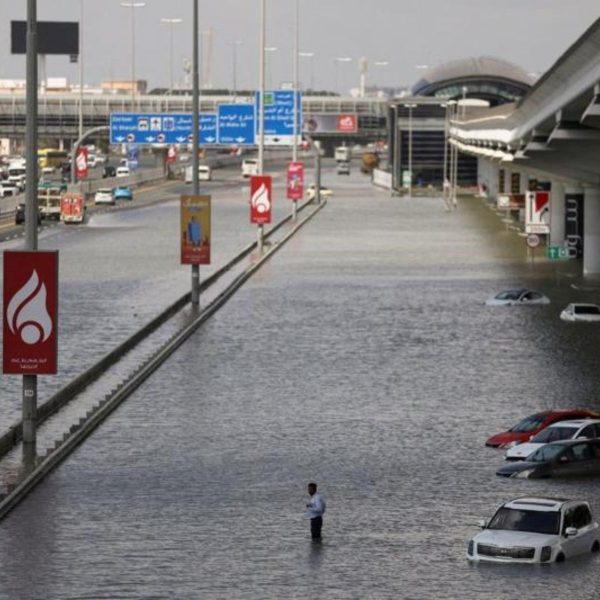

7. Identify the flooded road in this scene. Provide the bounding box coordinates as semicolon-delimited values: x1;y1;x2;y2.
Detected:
2;170;600;599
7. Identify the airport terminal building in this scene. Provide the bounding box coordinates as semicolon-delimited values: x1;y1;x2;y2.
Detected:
388;57;533;189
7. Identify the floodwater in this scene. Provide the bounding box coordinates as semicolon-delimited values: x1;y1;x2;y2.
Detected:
2;168;600;599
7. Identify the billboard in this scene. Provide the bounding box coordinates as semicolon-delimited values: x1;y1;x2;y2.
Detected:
181;195;211;265
303;113;358;134
11;21;79;55
75;147;88;179
250;176;272;225
3;251;59;375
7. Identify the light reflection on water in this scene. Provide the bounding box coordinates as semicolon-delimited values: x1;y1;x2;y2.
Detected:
1;178;600;599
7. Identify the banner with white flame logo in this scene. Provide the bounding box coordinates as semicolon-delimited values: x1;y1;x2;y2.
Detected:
3;251;58;375
75;147;88;180
250;176;272;225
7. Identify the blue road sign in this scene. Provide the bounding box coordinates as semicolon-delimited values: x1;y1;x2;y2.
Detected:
110;112;219;145
217;104;255;145
255;91;302;143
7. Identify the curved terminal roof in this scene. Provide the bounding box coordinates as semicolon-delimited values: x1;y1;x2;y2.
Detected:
413;56;534;105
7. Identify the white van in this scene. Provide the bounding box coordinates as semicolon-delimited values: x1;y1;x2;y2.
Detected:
185;165;212;183
242;158;258;178
116;166;130;178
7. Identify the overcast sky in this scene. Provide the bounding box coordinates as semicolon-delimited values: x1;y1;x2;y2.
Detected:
1;1;599;92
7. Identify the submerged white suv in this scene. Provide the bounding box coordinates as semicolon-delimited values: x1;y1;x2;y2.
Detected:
467;497;600;563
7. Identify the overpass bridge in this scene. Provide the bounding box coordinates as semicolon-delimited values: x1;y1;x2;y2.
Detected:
0;93;388;153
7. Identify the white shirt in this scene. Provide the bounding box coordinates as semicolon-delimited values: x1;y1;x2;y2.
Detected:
306;493;326;519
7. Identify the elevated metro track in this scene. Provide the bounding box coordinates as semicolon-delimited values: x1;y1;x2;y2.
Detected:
0;93;388;142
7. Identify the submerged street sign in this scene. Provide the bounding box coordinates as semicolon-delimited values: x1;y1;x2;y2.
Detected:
547;245;573;260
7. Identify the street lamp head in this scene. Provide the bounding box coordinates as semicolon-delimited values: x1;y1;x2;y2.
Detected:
299;52;314;58
264;46;278;52
335;57;352;63
120;2;146;6
161;17;183;24
374;61;390;67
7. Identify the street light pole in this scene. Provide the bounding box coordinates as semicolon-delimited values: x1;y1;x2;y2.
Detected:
299;51;314;90
229;41;242;98
78;0;84;142
292;0;299;164
404;103;417;198
24;0;39;462
257;0;266;252
334;56;351;95
191;0;200;306
120;2;146;110
161;18;183;92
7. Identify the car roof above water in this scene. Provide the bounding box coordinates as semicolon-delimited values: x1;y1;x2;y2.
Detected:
544;418;600;429
504;497;570;511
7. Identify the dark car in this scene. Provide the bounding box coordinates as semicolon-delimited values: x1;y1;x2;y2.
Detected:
15;203;42;225
496;439;600;479
102;165;116;178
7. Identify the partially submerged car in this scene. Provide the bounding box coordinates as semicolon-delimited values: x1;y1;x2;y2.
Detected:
485;409;598;448
467;497;600;563
485;289;550;306
560;303;600;322
497;439;600;479
505;419;600;460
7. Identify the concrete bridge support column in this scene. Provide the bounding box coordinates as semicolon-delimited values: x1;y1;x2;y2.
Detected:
488;162;499;202
550;181;565;246
583;186;600;275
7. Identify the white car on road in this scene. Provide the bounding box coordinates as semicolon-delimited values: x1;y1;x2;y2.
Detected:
505;419;600;460
560;303;600;322
467;496;600;563
94;188;115;205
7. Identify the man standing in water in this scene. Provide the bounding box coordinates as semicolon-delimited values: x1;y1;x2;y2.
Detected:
306;482;326;540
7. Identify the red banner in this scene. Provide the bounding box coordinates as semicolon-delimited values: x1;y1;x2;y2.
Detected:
181;195;211;265
336;114;357;133
166;145;177;165
3;251;59;375
250;175;272;224
75;147;88;180
286;162;304;201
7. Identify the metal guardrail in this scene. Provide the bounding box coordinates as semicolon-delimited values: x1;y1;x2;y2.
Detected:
0;197;327;519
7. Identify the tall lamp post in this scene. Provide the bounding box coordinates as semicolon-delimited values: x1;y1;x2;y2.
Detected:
257;0;266;251
120;1;146;109
334;56;352;95
78;0;84;141
160;17;183;92
299;51;315;90
264;46;277;89
373;60;389;90
191;0;200;306
403;103;418;198
229;40;242;98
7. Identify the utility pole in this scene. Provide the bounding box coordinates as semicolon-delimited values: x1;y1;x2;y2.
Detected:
257;0;266;251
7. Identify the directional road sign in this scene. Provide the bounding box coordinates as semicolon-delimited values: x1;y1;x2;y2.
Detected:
110;112;218;145
218;104;255;145
256;90;302;145
547;245;573;260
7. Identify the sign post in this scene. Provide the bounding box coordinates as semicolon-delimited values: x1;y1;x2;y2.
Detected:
250;175;272;251
287;161;304;220
3;251;59;460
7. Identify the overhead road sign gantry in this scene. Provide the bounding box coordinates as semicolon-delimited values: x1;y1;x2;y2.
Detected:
110;112;218;145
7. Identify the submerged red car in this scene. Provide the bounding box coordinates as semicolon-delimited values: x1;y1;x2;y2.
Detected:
486;409;600;448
